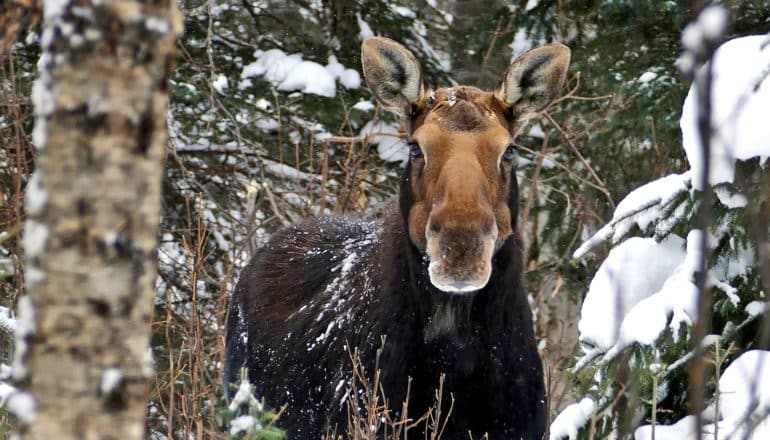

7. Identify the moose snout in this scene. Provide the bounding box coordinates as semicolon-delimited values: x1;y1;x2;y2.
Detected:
425;212;498;293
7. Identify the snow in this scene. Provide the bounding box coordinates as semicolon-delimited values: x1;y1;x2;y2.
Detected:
356;13;374;40
425;0;453;24
326;56;344;78
525;0;540;11
557;32;770;440
327;56;361;89
100;368;123;394
230;415;260;436
141;346;154;378
527;123;545;139
716;350;770;438
712;235;754;281
0;306;17;334
391;5;416;19
680;6;727;58
339;68;361;89
636;350;770;439
359;120;408;164
1;357;34;423
681;35;770;190
0;383;13;402
263;159;321;182
228;378;262;412
0;363;11;380
341;252;358;274
1;388;35;424
745;301;768;318
611;265;698;352
24;30;39;45
212;74;228;93
509;28;536;58
145;16;171;35
31;22;54;150
549;398;595;440
634;415;700;440
25;170;48;216
304;224;377;353
714;185;747;208
352;100;374;112
241;50;325;96
31;74;54;116
574;172;691;259
335;379;346;393
241;49;360;98
696;6;729;43
13;296;35;380
43;0;69;21
681;26;704;54
613;172;690;231
279;61;336;97
578;235;686;351
413;22;451;71
638;71;657;83
588;230;718;360
23;219;49;258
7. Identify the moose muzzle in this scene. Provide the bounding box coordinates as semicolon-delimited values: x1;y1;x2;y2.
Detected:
425;210;498;293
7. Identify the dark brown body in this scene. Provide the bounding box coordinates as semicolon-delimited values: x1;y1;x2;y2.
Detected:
223;199;545;438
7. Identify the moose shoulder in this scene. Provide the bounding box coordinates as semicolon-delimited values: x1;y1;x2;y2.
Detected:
224;37;570;438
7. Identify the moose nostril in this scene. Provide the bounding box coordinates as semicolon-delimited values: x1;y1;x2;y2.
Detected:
429;222;441;235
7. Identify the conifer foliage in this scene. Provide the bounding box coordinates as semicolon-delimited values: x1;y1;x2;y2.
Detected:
551;8;770;439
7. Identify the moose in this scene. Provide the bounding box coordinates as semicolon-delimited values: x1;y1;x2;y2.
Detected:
224;37;570;438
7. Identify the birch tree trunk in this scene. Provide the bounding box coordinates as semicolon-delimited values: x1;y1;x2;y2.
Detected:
20;1;179;438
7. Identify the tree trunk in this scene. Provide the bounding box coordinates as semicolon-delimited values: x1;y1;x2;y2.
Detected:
20;1;179;438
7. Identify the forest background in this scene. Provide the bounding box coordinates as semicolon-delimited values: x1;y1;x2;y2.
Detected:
1;0;770;438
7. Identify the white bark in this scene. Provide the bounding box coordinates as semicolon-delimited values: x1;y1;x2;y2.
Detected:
21;1;180;438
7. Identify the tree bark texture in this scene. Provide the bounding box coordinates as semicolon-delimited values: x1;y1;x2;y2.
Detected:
21;1;179;438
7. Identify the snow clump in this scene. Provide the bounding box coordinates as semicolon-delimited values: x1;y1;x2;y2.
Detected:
241;50;361;98
549;398;596;440
681;35;770;189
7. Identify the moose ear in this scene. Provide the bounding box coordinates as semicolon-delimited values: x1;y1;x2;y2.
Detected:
361;37;428;117
494;43;570;121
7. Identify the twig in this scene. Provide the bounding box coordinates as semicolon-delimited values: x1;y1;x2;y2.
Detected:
519;128;549;230
261;183;290;227
543;112;614;209
477;15;513;88
515;143;615;210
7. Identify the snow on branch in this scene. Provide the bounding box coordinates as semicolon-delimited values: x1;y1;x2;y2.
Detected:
0;305;16;335
241;49;361;98
573;172;691;259
0;381;36;424
681;35;770;190
637;350;770;438
563;25;770;439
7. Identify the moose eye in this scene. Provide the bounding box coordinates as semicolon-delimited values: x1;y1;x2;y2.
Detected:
502;144;517;162
408;142;423;159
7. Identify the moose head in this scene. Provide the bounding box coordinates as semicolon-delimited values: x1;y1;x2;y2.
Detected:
362;37;570;293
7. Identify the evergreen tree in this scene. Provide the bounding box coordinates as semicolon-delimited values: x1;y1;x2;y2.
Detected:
550;8;770;438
